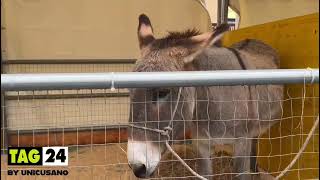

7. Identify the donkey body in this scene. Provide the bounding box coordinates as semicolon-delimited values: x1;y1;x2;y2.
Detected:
127;14;283;180
190;40;283;179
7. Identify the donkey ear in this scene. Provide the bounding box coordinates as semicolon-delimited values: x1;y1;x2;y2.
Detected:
137;14;155;49
183;24;229;64
210;23;230;46
189;23;229;47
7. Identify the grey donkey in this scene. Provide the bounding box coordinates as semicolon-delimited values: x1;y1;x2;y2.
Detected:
127;14;284;180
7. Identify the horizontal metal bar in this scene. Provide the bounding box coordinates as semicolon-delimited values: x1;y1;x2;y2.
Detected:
1;69;319;91
2;59;136;64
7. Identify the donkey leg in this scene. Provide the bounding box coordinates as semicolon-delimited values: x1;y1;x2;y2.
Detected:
233;138;253;180
193;139;213;179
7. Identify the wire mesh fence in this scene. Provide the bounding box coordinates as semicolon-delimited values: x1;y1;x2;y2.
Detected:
1;61;134;180
1;79;319;179
1;89;131;179
2;60;135;74
1;60;319;180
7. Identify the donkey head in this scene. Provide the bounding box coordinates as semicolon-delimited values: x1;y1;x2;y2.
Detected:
127;14;229;178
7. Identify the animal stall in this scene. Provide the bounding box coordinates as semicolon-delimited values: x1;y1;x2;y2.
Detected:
1;1;319;180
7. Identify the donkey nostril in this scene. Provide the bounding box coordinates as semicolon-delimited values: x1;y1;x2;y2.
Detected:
131;163;147;178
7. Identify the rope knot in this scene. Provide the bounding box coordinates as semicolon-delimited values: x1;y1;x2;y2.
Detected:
163;126;172;132
160;126;172;138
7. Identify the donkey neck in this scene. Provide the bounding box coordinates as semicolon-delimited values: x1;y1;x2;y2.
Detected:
191;47;245;71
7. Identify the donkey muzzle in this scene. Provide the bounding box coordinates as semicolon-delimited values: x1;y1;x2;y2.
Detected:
130;162;147;178
127;140;161;178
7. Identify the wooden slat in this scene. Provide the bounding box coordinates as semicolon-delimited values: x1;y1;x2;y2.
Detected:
7;128;193;146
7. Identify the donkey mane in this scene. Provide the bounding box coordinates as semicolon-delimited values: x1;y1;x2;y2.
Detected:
152;29;201;48
165;29;200;40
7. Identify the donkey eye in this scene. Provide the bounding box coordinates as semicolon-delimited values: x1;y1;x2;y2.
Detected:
152;89;170;102
158;89;170;99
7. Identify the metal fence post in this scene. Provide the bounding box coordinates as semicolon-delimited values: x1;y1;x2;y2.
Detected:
217;0;229;25
1;53;8;154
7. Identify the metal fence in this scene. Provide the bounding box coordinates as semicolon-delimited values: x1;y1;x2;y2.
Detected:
2;69;318;91
1;68;319;180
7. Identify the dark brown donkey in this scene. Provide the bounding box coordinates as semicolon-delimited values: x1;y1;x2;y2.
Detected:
127;14;283;180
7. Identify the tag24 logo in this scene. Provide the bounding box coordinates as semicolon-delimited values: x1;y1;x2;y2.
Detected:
8;147;68;166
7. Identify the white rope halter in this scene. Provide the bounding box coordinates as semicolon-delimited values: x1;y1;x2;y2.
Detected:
128;87;208;180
